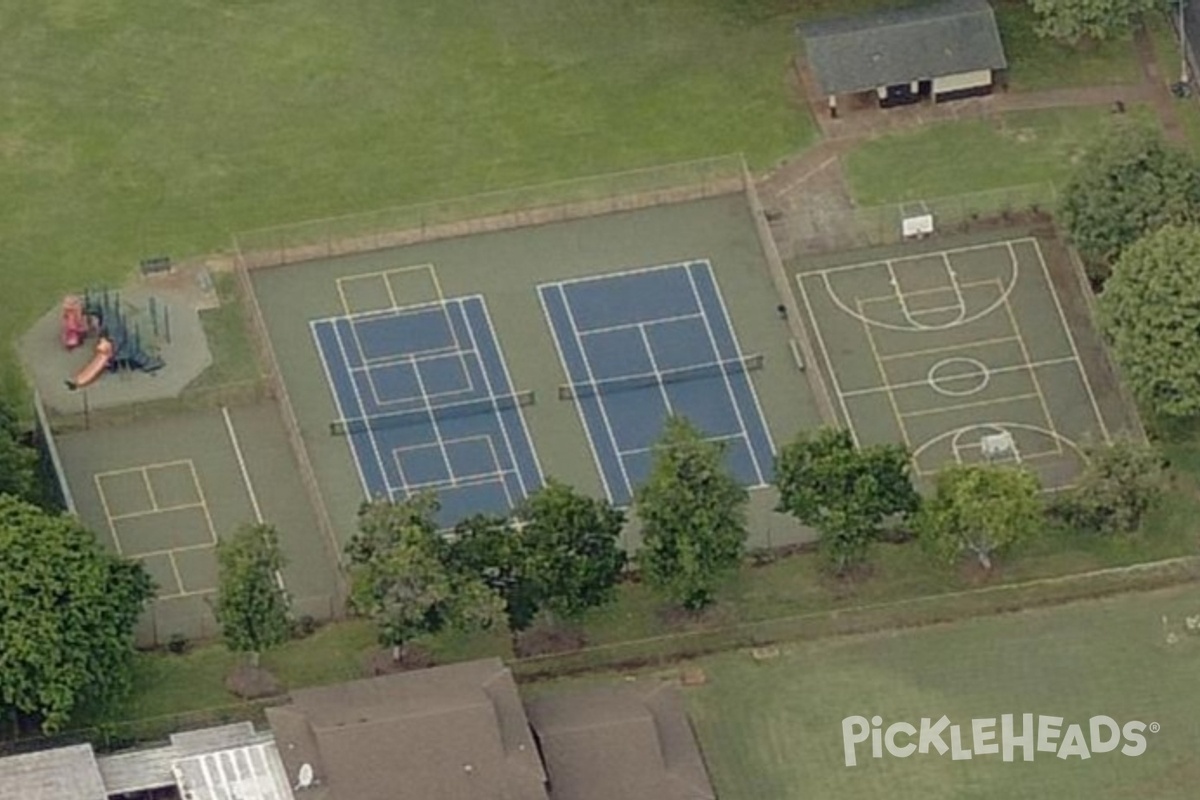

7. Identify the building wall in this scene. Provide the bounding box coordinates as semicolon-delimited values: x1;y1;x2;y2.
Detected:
931;68;993;94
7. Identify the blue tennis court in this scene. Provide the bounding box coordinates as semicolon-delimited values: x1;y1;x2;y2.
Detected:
539;260;774;506
311;296;542;528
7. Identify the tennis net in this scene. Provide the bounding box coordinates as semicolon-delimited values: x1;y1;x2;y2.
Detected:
558;354;763;401
330;390;535;436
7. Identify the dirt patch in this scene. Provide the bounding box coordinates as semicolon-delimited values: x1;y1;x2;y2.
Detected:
514;625;588;658
362;645;435;676
225;664;283;700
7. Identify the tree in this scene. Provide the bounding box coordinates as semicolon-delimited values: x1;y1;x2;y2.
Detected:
1028;0;1156;44
1097;225;1200;418
517;478;626;620
0;396;39;504
1050;437;1166;534
345;495;501;660
914;464;1042;571
634;416;748;610
0;495;153;731
775;428;919;574
1059;124;1200;283
446;514;541;634
215;523;291;666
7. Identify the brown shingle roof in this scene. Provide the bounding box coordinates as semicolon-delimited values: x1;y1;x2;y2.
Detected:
267;658;547;800
526;683;715;800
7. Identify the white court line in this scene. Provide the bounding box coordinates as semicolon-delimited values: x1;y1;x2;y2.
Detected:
638;324;675;414
795;273;858;444
310;297;449;326
802;238;1037;279
877;333;1021;363
539;258;709;289
899;392;1041;420
578;312;704;337
558;286;636;500
683;267;765;485
349;308;459;368
331;319;393;499
410;336;456;486
841;356;1079;398
310;320;371;499
692;262;778;460
538;286;615;503
467;297;545;497
1030;239;1111;443
222;406;263;524
108;501;206;521
618;432;745;457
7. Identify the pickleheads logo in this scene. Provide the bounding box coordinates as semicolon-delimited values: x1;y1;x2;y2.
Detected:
842;715;1159;766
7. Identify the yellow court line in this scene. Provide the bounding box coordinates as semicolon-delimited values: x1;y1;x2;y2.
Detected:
857;297;913;449
93;474;123;556
857;277;998;308
809;239;1028;279
844;357;1078;399
1002;242;1062;456
878;335;1021;363
109;502;207;522
167;552;185;597
142;469;159;512
1029;239;1111;444
187;460;220;547
909;304;968;317
132;542;216;560
94;458;195;481
899;392;1041;420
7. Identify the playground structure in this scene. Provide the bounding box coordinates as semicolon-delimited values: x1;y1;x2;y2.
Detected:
63;288;168;390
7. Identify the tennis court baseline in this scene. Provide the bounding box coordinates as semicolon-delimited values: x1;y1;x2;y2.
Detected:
311;295;542;527
539;260;774;506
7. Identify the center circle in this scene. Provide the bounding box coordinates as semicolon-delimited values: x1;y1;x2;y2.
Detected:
927;357;990;397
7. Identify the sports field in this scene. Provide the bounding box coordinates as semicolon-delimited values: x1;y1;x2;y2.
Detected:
686;585;1200;799
54;404;341;643
793;230;1140;489
247;194;823;543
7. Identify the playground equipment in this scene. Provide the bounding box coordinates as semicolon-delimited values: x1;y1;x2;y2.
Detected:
60;296;88;349
67;337;114;390
62;288;167;390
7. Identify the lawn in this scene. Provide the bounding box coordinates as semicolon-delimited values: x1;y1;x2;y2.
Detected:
994;0;1141;91
843;106;1154;205
686;584;1200;800
0;0;813;398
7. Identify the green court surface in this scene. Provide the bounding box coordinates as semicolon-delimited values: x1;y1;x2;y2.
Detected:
55;404;341;644
685;585;1200;800
793;231;1140;489
248;194;825;548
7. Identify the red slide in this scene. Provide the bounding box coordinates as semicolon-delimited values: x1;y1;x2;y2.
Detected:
66;338;114;390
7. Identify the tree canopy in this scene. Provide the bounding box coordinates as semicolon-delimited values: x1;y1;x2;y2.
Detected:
1028;0;1156;44
775;427;919;574
915;464;1042;571
1098;224;1200;419
215;523;291;665
0;495;154;731
447;514;541;633
634;416;748;610
346;495;501;660
1059;125;1200;283
1050;437;1166;534
516;478;626;620
0;396;39;505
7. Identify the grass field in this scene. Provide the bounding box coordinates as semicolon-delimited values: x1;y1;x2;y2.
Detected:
995;1;1141;91
0;0;814;396
686;584;1200;799
843;107;1155;205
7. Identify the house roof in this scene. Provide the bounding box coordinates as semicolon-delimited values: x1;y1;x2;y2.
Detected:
526;683;715;800
799;0;1008;95
266;657;548;800
0;744;106;800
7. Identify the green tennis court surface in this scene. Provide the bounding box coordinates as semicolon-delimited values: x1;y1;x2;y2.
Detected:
794;233;1139;489
248;194;826;549
55;404;341;644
